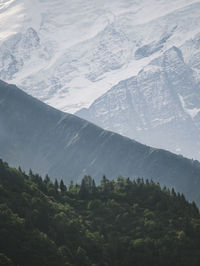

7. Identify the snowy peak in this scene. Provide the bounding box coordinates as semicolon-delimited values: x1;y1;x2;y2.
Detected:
0;0;200;112
76;45;200;160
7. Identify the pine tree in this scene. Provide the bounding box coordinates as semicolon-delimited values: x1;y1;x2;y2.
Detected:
60;179;67;193
79;178;88;199
29;169;33;178
91;179;96;194
54;179;59;192
44;174;50;184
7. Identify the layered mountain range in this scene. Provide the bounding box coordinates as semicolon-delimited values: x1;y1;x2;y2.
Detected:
1;80;200;205
77;46;200;160
0;0;200;160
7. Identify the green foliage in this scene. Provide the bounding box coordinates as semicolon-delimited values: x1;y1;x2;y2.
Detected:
60;179;67;193
0;159;200;266
0;253;14;266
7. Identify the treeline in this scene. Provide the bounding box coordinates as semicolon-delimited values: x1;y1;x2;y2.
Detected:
0;159;200;266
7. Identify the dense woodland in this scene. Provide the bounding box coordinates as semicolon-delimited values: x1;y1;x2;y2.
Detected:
0;159;200;266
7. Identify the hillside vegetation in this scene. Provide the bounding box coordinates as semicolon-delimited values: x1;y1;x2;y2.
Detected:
0;159;200;266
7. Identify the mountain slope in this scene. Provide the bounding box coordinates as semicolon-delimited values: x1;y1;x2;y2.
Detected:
77;46;200;160
1;80;200;205
0;0;200;112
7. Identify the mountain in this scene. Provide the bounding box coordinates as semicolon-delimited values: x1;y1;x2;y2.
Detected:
1;160;200;266
77;46;200;160
1;80;200;205
0;0;200;113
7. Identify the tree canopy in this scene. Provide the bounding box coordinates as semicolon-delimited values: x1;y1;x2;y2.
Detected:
0;159;200;266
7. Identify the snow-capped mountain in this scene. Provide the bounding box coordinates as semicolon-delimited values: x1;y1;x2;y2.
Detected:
0;0;200;113
1;0;200;159
77;45;200;160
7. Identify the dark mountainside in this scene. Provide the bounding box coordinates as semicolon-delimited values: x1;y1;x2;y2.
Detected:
0;160;200;266
0;80;200;205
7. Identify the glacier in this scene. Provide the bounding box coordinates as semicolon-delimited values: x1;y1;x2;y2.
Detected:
0;0;200;112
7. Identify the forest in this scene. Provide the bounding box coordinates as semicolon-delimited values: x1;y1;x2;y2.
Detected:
0;158;200;266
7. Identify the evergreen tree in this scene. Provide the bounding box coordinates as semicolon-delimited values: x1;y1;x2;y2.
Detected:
44;174;50;184
79;178;88;199
60;179;67;193
54;179;59;192
91;179;96;194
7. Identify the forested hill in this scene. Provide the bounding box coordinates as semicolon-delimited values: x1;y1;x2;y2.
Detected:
0;159;200;266
1;80;200;205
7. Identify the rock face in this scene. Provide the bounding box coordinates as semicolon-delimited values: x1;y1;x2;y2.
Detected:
1;80;200;205
0;0;200;112
77;46;200;160
0;28;40;80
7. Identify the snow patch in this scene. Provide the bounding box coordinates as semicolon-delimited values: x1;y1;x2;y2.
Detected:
179;94;200;119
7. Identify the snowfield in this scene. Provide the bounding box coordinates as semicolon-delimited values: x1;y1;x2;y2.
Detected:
0;0;200;112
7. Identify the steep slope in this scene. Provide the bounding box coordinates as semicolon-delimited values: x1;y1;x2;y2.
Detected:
1;80;200;205
0;0;200;112
77;46;200;160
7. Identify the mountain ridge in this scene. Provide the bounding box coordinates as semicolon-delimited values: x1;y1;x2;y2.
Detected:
76;46;200;160
1;80;200;205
